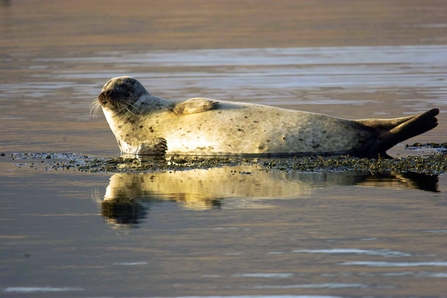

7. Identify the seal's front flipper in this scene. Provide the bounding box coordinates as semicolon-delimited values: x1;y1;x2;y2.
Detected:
136;138;168;155
172;98;219;115
368;108;439;156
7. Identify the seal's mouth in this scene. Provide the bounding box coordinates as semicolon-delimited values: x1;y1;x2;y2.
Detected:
91;77;148;117
89;89;128;117
98;89;113;105
91;88;141;117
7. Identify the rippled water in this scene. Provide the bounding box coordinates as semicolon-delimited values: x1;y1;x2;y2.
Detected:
1;2;447;297
2;163;447;297
1;44;447;297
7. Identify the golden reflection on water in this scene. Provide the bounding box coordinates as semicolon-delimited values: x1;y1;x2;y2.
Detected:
98;168;439;226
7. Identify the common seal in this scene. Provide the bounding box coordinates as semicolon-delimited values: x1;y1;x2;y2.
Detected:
92;76;439;157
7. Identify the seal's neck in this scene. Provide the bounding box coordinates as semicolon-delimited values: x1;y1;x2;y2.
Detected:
101;93;171;140
133;93;171;114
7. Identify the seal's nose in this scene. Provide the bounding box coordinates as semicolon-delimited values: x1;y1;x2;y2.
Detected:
98;89;113;105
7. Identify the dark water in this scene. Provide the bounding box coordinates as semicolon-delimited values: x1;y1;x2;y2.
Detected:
1;1;447;297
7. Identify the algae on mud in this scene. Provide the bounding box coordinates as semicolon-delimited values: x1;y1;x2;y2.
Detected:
7;147;447;175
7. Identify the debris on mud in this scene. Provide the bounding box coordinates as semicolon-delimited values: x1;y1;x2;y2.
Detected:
405;142;447;152
7;144;447;175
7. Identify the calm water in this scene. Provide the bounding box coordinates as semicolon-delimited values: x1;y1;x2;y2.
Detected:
1;44;447;298
2;2;447;297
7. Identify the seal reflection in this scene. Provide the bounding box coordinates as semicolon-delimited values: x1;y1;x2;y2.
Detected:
95;167;439;227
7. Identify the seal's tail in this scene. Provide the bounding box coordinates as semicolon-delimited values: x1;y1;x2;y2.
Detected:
357;108;439;157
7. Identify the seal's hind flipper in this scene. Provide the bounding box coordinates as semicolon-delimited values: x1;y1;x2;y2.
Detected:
367;108;439;156
172;98;219;115
356;114;417;132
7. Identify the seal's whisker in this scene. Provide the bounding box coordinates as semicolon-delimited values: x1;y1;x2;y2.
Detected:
117;101;138;116
90;98;102;118
114;97;142;116
128;101;142;115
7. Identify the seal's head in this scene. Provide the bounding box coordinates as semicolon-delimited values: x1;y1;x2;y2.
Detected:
92;76;149;116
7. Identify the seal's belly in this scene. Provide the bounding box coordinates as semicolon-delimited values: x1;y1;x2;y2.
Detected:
150;104;371;155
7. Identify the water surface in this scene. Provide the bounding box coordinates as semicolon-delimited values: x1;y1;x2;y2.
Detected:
1;1;447;297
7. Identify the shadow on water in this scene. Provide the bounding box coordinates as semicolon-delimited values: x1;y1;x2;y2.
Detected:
96;169;439;227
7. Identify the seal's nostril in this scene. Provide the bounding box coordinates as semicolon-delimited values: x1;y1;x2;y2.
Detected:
98;92;109;105
104;90;113;97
